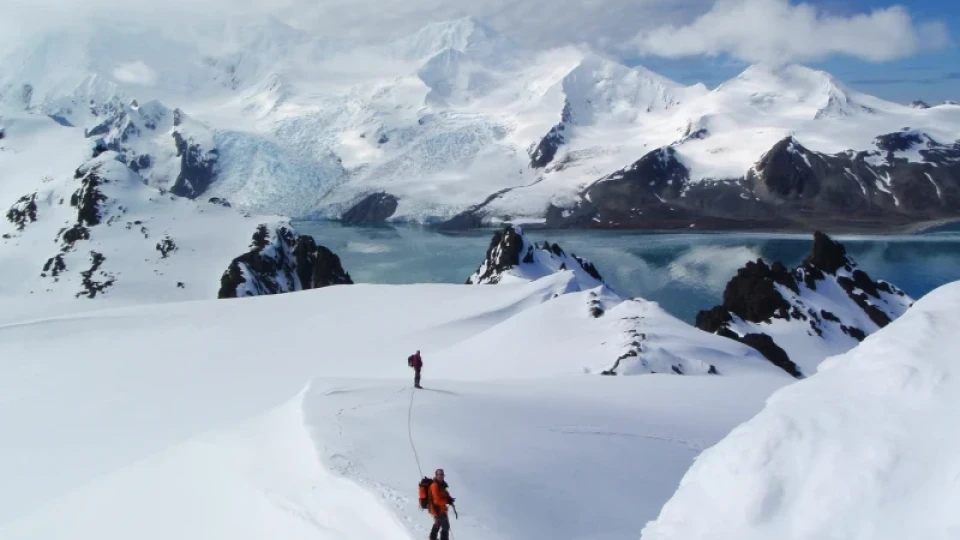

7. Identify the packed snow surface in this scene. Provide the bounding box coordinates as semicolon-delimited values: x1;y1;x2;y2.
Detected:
640;280;960;540
0;276;791;540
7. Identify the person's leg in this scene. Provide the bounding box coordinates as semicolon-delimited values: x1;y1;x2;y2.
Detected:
414;368;422;388
429;515;441;540
439;513;450;540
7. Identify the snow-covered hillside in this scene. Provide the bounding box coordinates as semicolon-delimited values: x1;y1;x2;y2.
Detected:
640;279;960;540
696;232;913;376
0;271;792;540
2;17;959;229
0;141;321;323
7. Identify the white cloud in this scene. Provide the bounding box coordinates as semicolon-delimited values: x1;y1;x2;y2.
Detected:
112;61;158;86
627;0;950;64
0;0;707;54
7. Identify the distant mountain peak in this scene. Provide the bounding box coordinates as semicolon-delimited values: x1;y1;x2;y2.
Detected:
389;16;512;62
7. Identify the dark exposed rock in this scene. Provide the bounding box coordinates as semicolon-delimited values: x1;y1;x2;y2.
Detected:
156;236;177;258
60;224;91;250
549;133;960;231
208;197;232;208
910;100;931;110
170;131;218;198
820;310;840;323
6;193;38;231
466;225;607;286
707;259;797;324
874;130;929;154
530;100;571;168
466;226;526;284
70;169;108;226
804;231;849;274
696;232;911;376
129;154;152;172
218;225;353;298
340;193;399;225
841;325;867;341
42;254;66;278
732;332;802;378
76;251;115;298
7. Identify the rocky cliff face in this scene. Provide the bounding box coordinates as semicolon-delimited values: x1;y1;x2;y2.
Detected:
467;225;604;290
542;132;960;231
339;193;400;225
218;225;353;298
695;232;913;377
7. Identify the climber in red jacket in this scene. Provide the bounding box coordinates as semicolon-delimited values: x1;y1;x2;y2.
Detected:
408;350;423;389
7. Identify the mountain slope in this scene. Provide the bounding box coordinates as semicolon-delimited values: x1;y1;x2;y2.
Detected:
640;280;960;540
695;232;912;376
0;148;295;323
0;274;791;540
3;18;960;229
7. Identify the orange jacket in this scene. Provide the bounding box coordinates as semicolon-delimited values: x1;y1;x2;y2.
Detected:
428;480;453;516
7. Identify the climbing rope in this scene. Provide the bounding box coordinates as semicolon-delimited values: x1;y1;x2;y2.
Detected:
408;385;458;538
408;386;424;478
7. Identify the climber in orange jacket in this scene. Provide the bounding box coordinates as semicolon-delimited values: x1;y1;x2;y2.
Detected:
418;468;455;540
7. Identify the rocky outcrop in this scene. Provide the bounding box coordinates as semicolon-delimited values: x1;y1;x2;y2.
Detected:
466;225;604;289
218;225;353;298
339;193;399;224
5;193;37;231
529;100;572;169
548;132;960;231
170;124;218;198
695;232;913;377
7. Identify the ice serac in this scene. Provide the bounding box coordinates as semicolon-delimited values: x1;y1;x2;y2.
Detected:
218;225;352;298
641;280;960;540
466;225;604;290
695;231;913;376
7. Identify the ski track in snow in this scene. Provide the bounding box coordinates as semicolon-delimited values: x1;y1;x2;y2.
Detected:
0;280;790;540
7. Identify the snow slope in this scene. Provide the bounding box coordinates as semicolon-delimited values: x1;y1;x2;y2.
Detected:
3;17;959;224
0;149;284;324
0;274;792;540
640;279;960;540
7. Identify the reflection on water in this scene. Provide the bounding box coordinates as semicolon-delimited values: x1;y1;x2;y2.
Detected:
294;220;960;323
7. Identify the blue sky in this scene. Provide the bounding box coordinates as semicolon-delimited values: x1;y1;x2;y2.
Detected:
630;0;960;104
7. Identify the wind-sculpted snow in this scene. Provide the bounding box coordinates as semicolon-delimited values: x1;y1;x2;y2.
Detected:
641;280;960;540
696;232;913;376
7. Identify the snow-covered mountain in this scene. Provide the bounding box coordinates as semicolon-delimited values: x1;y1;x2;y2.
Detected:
3;17;959;230
0;140;323;323
218;224;353;298
640;279;960;540
466;225;605;288
696;232;913;376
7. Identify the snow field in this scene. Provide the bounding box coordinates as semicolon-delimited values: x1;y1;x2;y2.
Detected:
0;275;790;540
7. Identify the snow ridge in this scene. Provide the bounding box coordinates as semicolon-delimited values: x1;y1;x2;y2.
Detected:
641;280;960;540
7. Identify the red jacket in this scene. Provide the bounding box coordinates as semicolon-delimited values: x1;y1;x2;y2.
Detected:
408;352;422;369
